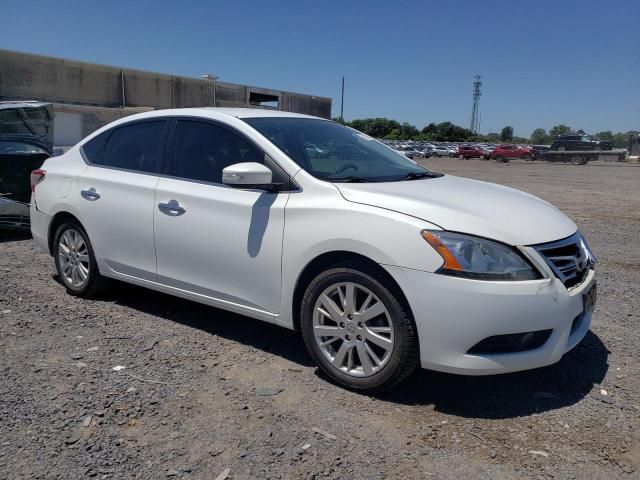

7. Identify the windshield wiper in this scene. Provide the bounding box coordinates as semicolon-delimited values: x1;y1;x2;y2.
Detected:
329;176;373;183
398;171;439;181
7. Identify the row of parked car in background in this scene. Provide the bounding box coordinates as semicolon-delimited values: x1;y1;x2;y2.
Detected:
382;139;544;162
382;133;618;165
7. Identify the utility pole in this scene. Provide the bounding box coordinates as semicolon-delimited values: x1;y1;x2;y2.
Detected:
340;76;345;123
470;75;482;134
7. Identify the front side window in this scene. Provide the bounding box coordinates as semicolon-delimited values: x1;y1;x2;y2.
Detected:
172;120;265;184
243;118;439;182
101;121;167;173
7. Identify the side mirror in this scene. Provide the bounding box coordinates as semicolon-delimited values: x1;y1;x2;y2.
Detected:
222;162;274;189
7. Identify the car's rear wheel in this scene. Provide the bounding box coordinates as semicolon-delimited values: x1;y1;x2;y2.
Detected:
53;221;110;297
458;154;464;159
570;155;587;165
496;155;508;163
300;265;419;392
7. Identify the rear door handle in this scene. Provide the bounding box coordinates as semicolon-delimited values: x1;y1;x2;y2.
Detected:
158;199;186;216
80;188;100;201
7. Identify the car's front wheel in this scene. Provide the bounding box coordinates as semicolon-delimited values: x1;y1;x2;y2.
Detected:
300;265;419;392
53;221;110;297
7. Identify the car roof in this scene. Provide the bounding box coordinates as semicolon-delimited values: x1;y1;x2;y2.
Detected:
110;107;325;124
76;107;333;148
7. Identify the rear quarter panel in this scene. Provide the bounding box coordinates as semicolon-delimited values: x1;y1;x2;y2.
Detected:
31;148;88;248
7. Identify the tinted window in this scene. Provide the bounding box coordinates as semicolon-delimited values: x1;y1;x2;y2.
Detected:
81;131;110;164
102;121;166;173
172;120;265;184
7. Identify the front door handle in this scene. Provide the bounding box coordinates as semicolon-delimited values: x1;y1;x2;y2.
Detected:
80;188;101;201
158;199;186;216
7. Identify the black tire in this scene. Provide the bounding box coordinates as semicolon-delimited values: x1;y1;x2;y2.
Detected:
496;155;507;163
53;220;111;297
570;155;588;165
300;264;419;392
458;154;464;160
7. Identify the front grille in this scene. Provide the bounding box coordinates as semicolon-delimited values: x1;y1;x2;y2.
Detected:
533;232;594;288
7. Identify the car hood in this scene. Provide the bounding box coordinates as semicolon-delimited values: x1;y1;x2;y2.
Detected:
335;175;577;246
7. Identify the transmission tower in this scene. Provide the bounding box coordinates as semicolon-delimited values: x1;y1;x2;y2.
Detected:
470;75;482;134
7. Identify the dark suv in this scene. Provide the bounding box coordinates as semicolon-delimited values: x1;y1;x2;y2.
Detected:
551;134;613;151
0;101;53;229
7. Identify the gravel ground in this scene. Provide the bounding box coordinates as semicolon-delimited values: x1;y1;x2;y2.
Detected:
1;158;639;479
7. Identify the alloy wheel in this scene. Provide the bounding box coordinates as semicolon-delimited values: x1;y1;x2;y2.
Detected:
312;282;394;377
58;229;90;288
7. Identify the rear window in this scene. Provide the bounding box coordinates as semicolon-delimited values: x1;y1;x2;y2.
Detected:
81;131;110;164
101;121;167;173
0;109;31;134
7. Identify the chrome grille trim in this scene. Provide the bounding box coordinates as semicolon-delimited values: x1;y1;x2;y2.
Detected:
532;231;595;288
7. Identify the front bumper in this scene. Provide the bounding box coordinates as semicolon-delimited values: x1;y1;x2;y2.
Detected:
384;264;596;375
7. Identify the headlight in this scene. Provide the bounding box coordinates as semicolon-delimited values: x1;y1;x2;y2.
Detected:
421;230;541;280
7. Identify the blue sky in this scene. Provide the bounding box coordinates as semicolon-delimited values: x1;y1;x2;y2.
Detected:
1;0;638;136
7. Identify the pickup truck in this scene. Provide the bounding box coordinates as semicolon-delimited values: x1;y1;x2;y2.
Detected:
551;134;613;152
545;133;623;165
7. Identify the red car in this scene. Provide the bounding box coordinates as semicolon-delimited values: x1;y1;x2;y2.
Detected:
491;144;533;163
457;145;490;160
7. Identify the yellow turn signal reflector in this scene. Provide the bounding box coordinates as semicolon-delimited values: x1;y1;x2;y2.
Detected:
421;231;463;271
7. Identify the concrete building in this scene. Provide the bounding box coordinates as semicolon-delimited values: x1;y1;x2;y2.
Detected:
0;49;332;145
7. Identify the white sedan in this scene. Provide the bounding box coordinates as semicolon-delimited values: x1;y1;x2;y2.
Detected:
30;108;597;392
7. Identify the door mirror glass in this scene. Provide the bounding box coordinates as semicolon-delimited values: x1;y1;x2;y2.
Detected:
222;162;273;189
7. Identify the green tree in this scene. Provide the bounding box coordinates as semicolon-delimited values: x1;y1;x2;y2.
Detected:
530;128;549;145
594;130;614;141
484;132;500;143
548;124;572;139
500;126;514;141
400;122;419;139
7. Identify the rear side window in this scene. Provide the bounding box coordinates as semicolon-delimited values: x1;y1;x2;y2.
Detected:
81;131;110;164
172;120;265;184
101;121;167;173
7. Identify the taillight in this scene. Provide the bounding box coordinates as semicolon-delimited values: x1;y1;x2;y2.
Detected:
30;169;46;192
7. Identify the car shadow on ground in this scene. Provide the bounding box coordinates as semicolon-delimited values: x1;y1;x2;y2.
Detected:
94;281;609;420
381;330;609;419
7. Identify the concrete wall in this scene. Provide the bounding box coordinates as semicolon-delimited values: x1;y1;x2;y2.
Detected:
52;104;153;146
0;49;332;117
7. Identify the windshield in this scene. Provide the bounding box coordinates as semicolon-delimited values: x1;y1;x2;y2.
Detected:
243;117;440;182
